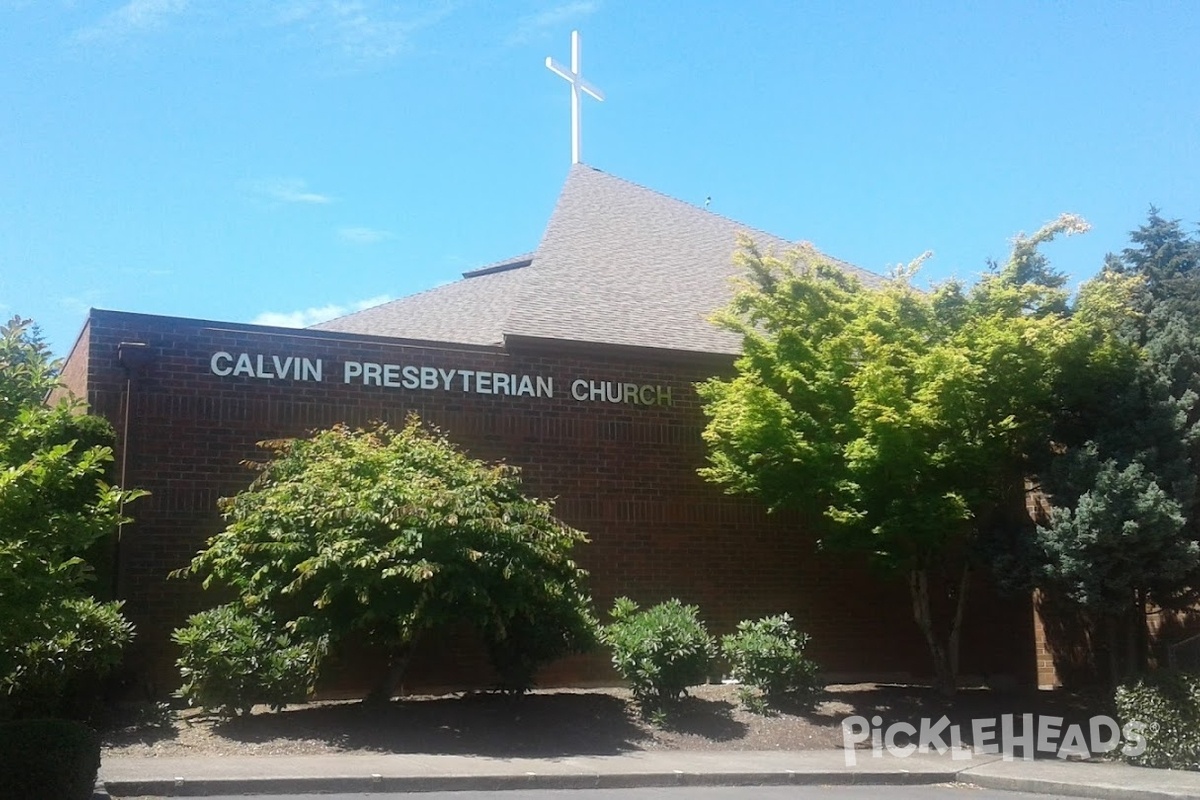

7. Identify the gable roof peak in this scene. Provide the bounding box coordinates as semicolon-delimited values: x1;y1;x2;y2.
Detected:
317;166;881;355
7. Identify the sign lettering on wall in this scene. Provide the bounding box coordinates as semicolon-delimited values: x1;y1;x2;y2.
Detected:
209;352;673;406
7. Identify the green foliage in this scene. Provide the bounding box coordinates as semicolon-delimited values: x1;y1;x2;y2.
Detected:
1124;211;1200;546
176;417;596;704
0;316;141;719
1113;207;1200;313
0;718;101;800
172;604;323;718
700;224;1084;568
1037;451;1196;614
698;219;1090;691
1114;670;1200;770
1035;210;1200;681
483;594;598;694
720;613;819;705
734;686;771;715
601;597;715;707
0;315;59;420
3;598;134;720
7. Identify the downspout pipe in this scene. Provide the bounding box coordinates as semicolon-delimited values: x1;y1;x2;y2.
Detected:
115;341;152;601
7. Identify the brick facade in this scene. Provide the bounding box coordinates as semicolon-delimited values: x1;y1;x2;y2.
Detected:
63;309;1037;695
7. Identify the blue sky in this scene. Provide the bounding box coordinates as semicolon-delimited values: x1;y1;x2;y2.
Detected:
2;1;1198;356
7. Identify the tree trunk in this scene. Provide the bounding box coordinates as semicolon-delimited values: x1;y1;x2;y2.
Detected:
365;633;421;705
1134;588;1149;675
1125;605;1137;682
948;565;970;681
908;565;970;696
1106;618;1120;689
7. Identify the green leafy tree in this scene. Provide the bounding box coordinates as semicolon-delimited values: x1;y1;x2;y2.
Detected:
175;417;597;704
0;316;139;719
698;218;1088;693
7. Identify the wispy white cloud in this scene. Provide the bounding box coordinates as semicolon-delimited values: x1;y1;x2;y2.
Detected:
270;1;455;68
338;226;394;244
251;178;334;205
67;2;452;67
73;0;188;45
507;1;598;46
58;291;106;316
251;294;391;328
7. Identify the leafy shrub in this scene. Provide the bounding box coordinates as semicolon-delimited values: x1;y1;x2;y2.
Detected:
3;597;134;720
1;316;142;720
721;613;819;707
1114;670;1200;770
172;604;323;718
0;718;100;800
175;418;596;703
602;597;715;707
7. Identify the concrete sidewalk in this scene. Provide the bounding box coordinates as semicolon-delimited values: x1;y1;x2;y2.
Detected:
98;750;1200;799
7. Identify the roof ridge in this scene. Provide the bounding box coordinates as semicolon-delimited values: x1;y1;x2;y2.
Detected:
316;165;883;352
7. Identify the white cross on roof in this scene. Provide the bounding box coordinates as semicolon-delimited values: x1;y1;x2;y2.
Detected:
545;30;605;165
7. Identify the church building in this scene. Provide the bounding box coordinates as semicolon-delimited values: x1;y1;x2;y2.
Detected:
58;164;1041;693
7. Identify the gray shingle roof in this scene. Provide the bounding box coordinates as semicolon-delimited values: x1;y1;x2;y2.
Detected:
310;259;526;346
315;165;881;354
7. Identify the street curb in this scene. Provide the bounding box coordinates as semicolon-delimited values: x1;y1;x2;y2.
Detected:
961;772;1191;800
102;769;955;796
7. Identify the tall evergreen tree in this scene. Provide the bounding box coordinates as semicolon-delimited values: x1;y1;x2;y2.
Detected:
1117;210;1200;545
1034;210;1200;682
1115;207;1200;310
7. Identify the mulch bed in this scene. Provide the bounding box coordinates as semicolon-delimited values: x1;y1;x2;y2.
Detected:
101;682;1109;759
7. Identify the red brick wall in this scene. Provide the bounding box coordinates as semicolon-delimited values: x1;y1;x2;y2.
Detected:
49;318;90;407
65;309;1035;695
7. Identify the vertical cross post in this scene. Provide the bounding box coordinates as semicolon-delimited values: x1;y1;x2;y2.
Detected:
546;30;605;165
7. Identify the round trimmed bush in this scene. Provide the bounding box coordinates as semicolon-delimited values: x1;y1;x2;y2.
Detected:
1114;670;1200;770
721;612;820;706
172;603;323;718
602;597;715;707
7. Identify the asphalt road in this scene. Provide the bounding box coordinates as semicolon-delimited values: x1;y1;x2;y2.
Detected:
123;786;1096;800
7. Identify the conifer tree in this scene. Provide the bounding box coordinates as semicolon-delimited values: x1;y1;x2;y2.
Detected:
1035;210;1200;681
